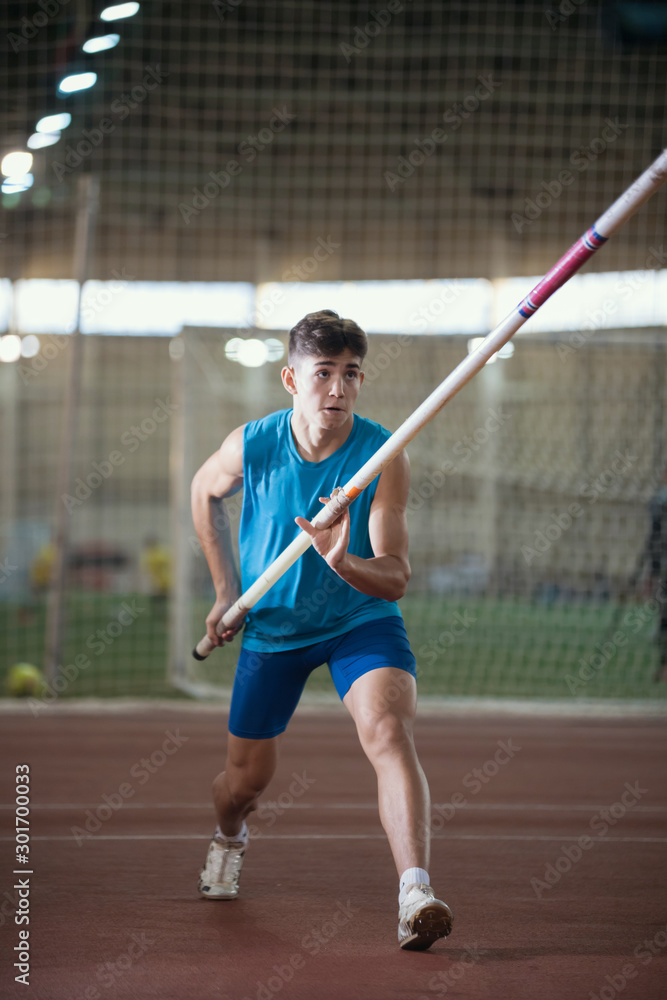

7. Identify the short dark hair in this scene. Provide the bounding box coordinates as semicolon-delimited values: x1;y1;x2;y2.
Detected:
288;309;368;365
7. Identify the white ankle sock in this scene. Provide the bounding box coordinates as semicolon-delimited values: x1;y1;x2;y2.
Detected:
399;867;430;904
214;821;248;846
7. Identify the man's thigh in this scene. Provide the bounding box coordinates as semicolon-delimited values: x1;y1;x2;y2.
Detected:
327;616;417;706
228;644;321;739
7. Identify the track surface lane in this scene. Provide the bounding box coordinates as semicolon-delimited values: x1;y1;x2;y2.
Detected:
2;709;666;1000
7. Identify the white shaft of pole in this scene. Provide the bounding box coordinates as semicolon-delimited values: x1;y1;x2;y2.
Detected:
193;148;667;660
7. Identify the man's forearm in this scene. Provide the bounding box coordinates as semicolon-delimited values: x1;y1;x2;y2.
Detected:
331;552;410;602
191;489;240;598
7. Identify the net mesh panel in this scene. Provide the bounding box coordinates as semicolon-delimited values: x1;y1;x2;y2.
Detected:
2;1;667;281
0;337;175;698
0;0;666;700
172;326;667;701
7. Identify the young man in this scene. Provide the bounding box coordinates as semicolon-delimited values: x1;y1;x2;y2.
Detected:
190;309;452;950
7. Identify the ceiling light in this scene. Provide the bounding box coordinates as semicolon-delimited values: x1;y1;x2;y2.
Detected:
1;174;34;194
36;113;71;133
82;33;120;53
58;72;97;94
1;151;33;177
100;3;140;21
28;132;61;149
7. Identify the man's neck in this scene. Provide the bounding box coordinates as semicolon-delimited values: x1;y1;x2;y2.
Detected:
290;409;355;463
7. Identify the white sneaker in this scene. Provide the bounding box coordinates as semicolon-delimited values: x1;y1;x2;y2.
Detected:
198;835;246;900
398;883;453;951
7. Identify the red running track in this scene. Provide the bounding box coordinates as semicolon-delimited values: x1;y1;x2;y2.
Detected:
1;705;666;1000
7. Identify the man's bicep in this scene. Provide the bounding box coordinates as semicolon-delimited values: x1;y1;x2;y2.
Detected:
367;452;411;559
193;425;245;499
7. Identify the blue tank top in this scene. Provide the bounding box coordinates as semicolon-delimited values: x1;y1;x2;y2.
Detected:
239;408;401;651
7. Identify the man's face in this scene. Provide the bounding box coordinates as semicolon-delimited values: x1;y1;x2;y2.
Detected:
282;349;365;429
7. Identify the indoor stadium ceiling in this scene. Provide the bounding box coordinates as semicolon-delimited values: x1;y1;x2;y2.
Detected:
1;0;666;283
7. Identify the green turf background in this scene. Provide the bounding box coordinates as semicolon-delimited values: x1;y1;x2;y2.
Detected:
1;591;664;702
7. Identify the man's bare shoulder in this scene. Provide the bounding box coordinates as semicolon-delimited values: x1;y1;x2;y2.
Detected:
191;425;245;499
220;424;245;472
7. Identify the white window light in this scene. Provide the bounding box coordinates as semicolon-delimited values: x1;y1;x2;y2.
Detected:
100;3;140;21
82;33;120;53
28;132;61;150
6;274;666;339
254;279;491;334
1;151;33;177
36;113;71;133
58;72;98;94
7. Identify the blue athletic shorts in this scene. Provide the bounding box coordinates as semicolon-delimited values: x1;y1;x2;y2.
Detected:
228;616;417;740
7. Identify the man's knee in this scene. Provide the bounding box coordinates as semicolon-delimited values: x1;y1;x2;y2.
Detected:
222;765;269;808
215;741;276;808
358;710;413;757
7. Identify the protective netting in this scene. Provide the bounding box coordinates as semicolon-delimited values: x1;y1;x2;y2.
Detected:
1;0;666;702
2;1;667;282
